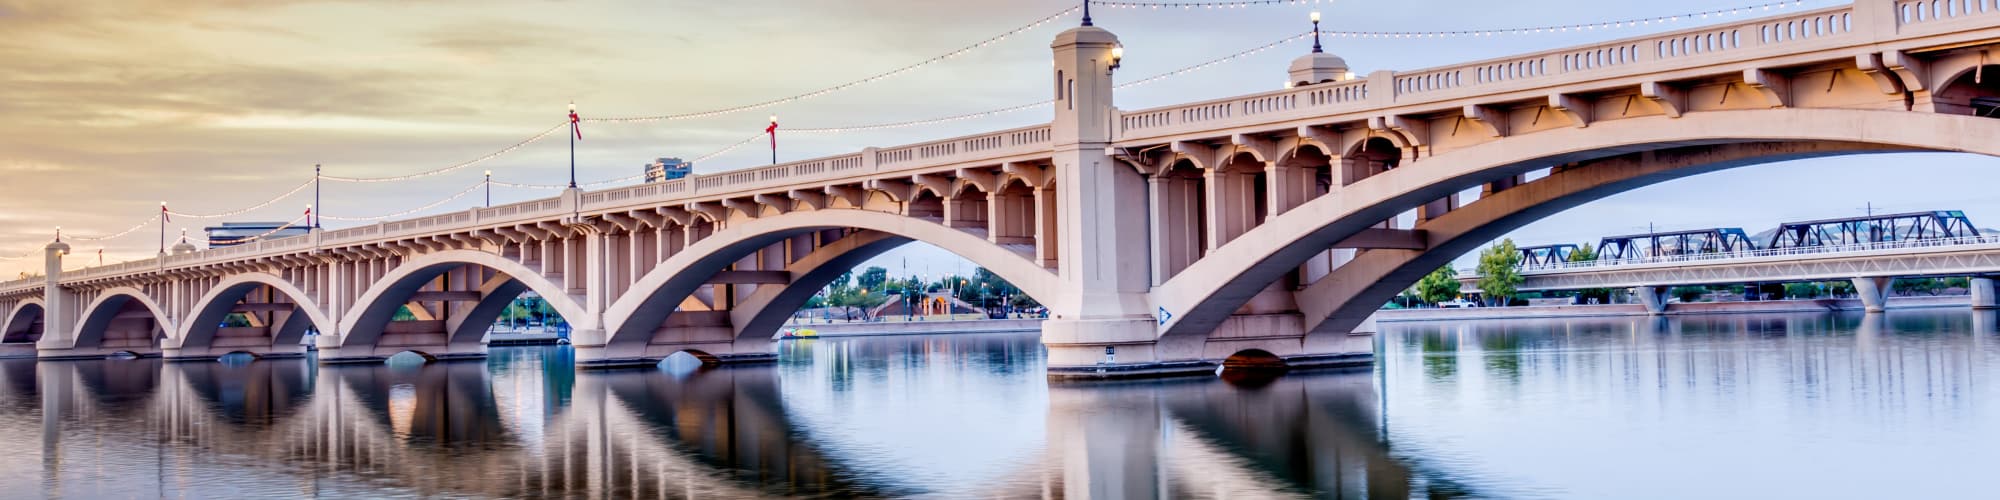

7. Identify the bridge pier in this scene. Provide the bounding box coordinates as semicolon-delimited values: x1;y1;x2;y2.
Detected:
1971;277;1997;310
1853;276;1894;313
1044;313;1374;380
1635;286;1668;315
573;314;778;370
162;344;308;362
313;333;488;364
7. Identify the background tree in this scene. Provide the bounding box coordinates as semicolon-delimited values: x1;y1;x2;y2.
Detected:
1415;266;1460;305
856;266;887;293
1567;242;1598;262
1476;239;1524;306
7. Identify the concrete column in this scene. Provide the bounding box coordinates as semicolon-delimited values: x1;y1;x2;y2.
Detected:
1043;23;1170;377
1146;174;1174;286
1635;285;1668;315
36;240;73;354
1263;162;1301;217
1971;277;1997;310
1853;276;1893;313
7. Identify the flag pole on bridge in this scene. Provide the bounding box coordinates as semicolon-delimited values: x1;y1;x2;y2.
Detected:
568;102;582;189
313;164;321;230
159;202;169;256
767;115;779;165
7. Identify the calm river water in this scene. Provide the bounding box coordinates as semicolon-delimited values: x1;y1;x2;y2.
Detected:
2;310;1997;498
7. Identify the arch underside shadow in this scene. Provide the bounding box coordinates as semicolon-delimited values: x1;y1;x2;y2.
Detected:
66;289;169;358
1155;109;2000;345
3;301;43;344
600;209;1062;357
1305;141;1908;336
592;229;925;365
331;250;586;363
174;275;331;360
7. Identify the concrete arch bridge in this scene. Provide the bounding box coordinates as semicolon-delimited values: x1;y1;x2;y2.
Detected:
2;1;1998;377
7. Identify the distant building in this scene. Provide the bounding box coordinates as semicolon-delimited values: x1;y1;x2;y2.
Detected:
643;157;692;183
205;222;311;247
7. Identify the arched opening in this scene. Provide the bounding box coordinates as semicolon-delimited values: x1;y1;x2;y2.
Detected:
946;184;989;230
386;350;437;367
906;189;945;221
1342;136;1401;187
991;180;1039;246
3;303;44;343
656;350;711;376
76;292;166;355
1936;64;2000;117
340;253;584;363
1220;349;1287;370
1208;152;1268;249
181;278;324;359
602;209;1064;367
216;351;259;367
1218;349;1289;387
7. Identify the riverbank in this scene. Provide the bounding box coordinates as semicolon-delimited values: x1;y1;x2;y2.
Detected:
1377;295;1968;322
786;318;1042;338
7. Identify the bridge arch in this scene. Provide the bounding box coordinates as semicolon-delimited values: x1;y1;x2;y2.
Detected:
602;208;1065;347
3;298;45;343
339;250;587;353
75;286;171;352
176;273;334;357
1152;108;2000;339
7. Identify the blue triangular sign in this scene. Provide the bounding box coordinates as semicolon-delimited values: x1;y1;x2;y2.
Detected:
1157;306;1172;325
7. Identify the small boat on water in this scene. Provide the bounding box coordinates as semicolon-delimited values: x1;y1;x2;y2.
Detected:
781;328;819;339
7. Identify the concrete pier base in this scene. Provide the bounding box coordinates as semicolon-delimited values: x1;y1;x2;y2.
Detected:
1971;277;1996;310
1636;286;1668;315
34;346;161;361
572;339;777;370
313;334;486;364
163;344;309;362
0;342;38;359
1853;276;1894;313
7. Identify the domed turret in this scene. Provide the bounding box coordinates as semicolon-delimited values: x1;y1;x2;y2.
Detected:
1290;52;1350;87
1289;11;1353;87
170;229;197;255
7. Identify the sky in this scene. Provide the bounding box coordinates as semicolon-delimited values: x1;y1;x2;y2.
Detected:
2;0;1995;279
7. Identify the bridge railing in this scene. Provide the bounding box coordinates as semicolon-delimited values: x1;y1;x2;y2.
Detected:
1466;235;2000;276
1895;0;2000;31
581;123;1053;212
36;122;1061;285
1114;4;1875;143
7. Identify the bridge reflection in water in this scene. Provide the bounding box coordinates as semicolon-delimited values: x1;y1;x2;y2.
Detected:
7;312;1992;498
0;333;1454;498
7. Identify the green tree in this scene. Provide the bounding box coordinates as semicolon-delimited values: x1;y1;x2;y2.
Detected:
1568;242;1598;262
1565;243;1614;303
1476;239;1524;306
856;266;888;293
1415;266;1460;305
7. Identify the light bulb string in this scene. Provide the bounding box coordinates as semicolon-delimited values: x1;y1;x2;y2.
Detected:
582;6;1079;124
321;121;568;183
67;214;163;243
319;182;486;222
202;212;311;245
165;178;315;219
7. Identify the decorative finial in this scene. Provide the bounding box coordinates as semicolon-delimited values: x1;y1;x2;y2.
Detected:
1311;12;1323;53
1082;0;1093;26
